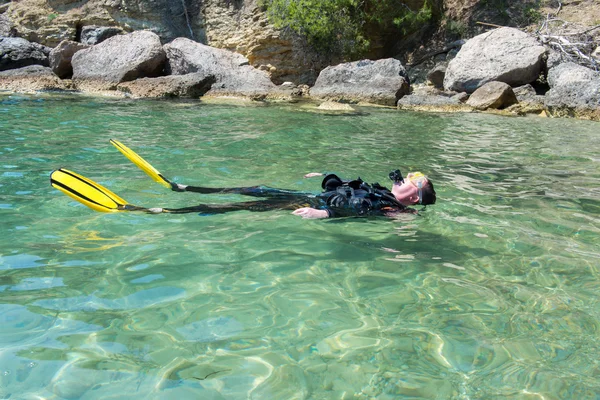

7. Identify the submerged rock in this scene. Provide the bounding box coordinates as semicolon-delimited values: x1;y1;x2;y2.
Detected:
317;101;356;111
397;93;471;112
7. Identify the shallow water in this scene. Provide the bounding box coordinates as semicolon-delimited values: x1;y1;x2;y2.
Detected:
0;94;599;399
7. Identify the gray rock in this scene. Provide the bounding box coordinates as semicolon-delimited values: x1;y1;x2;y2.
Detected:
164;38;276;97
444;27;546;93
466;81;518;110
426;63;446;89
72;30;166;89
117;73;216;98
0;14;11;37
397;93;472;113
452;92;469;103
547;62;600;88
398;94;462;107
545;79;600;112
49;40;88;78
311;58;410;106
513;84;537;99
544;62;600;119
545;49;566;71
0;36;51;71
410;84;444;96
509;84;545;114
0;64;54;77
0;65;66;91
165;37;249;75
80;26;125;45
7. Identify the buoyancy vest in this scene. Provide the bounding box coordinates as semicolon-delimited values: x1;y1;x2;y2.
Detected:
317;174;406;217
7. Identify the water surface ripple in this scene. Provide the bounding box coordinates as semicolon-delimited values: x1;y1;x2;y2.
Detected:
0;95;599;399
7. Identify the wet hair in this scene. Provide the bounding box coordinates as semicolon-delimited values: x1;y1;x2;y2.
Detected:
420;180;436;205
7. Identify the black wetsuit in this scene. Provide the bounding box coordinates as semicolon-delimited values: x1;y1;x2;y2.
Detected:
164;174;408;218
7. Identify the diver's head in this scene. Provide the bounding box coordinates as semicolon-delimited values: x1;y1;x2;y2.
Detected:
390;171;436;206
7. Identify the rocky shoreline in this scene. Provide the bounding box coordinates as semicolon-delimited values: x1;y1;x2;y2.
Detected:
1;26;599;121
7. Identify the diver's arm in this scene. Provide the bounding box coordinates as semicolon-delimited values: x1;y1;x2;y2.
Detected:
304;172;325;178
292;207;329;219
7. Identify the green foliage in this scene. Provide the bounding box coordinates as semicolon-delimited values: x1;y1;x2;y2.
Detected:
445;18;467;38
520;6;542;25
261;0;434;58
392;1;433;34
478;0;542;26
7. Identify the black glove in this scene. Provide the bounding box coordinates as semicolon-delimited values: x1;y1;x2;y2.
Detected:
389;169;404;184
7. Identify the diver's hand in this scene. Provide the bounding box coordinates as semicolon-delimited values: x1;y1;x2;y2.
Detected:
304;172;324;178
292;207;329;219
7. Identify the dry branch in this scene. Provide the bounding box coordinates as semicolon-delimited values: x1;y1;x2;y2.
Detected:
535;11;599;71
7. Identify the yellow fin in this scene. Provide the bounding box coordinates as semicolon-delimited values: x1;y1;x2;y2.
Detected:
50;168;129;212
110;139;172;189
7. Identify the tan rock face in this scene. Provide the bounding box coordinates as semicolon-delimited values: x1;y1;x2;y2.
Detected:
4;0;598;86
198;0;327;84
4;0;328;84
5;0;116;46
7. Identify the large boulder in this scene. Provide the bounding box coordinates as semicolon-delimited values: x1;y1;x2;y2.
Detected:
72;30;166;90
164;38;277;98
165;37;249;73
466;81;518;110
49;40;88;78
310;58;410;106
0;36;51;71
0;65;66;92
444;27;546;93
117;73;216;98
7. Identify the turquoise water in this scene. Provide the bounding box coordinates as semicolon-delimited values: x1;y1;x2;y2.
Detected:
1;94;599;399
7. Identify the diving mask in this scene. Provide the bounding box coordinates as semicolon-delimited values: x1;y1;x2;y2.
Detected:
408;172;426;204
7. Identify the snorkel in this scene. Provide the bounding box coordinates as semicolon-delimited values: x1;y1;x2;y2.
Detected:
408;172;426;205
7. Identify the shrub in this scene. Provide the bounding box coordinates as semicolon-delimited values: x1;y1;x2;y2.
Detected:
261;0;434;58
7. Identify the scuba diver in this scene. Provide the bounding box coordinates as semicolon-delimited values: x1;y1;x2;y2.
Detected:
50;140;436;219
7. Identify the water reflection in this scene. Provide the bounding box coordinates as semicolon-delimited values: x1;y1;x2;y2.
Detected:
0;96;599;398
